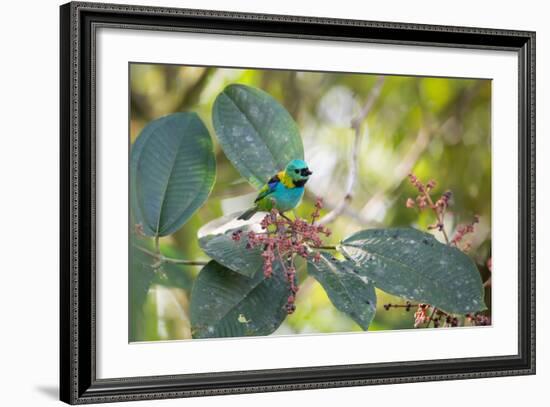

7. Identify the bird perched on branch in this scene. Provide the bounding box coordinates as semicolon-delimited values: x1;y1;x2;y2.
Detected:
238;159;312;220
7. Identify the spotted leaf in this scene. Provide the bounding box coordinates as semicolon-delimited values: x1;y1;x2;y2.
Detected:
307;253;376;330
190;261;288;338
341;228;486;314
212;84;303;188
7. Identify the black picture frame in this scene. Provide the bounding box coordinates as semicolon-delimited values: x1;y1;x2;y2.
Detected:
60;1;536;404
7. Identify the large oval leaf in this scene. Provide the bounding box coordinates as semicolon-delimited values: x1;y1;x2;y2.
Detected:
307;253;376;330
190;261;288;338
198;227;263;278
212;84;303;188
130;112;216;236
341;228;486;314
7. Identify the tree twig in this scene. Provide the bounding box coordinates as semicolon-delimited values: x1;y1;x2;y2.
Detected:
318;76;385;225
421;188;450;244
359;127;430;221
425;306;438;328
134;244;209;266
311;245;338;251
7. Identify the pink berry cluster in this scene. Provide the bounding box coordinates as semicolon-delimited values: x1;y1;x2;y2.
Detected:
396;175;491;329
450;215;480;249
412;304;460;328
413;304;430;327
406;174;452;234
466;313;491;326
284;266;298;314
232;198;331;314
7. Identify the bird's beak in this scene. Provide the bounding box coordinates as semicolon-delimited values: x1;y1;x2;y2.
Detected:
306;169;313;176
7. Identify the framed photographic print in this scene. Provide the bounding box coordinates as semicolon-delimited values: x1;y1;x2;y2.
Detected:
60;1;536;404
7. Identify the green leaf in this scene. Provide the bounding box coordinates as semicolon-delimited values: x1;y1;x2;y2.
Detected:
129;241;156;341
198;226;262;278
307;253;376;330
341;228;486;314
197;212;264;278
130;112;216;237
190;261;288;338
212;84;304;188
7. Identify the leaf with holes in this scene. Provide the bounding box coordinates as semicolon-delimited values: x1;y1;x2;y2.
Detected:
190;261;288;338
340;228;486;314
307;253;376;330
198;228;263;278
130;112;216;237
212;84;303;188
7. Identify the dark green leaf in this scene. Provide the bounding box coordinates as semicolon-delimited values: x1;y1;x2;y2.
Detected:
130;112;216;237
190;261;288;338
212;84;303;188
341;228;486;314
307;252;376;330
198;227;262;278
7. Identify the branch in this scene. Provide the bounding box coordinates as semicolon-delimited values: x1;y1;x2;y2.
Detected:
358;82;483;223
134;244;209;266
425;306;438;328
422;187;450;244
310;245;338;251
359;127;430;220
175;67;213;111
318;76;385;225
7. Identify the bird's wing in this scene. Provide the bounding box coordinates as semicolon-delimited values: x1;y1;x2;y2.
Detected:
254;173;281;203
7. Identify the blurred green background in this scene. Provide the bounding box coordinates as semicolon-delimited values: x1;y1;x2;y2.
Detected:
130;63;492;341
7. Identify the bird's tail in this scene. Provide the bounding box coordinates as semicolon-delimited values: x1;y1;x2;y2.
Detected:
237;207;258;221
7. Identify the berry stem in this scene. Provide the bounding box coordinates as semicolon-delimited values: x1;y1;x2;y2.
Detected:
134;244;209;266
425;306;437;328
422;190;450;244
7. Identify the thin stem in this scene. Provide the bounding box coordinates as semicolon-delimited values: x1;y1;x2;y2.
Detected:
423;190;450;244
134;244;209;266
425;306;438;328
384;303;419;309
276;245;290;275
162;258;209;266
360;128;430;221
318;76;385;225
279;212;293;223
310;245;338;250
154;235;160;255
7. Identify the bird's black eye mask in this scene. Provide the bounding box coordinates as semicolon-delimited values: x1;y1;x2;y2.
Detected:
294;168;313;176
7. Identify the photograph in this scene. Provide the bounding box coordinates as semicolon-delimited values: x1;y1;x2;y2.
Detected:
56;1;536;403
129;63;492;342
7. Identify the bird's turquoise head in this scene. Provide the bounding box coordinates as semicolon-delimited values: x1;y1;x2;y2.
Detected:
285;159;312;186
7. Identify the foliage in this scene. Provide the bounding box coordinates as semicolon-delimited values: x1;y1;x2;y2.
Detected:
198;224;263;278
212;84;304;189
190;261;288;338
130;112;216;236
341;228;485;314
129;66;492;341
307;253;377;330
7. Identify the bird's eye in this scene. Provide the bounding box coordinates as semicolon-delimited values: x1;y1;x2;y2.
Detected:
294;169;299;173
